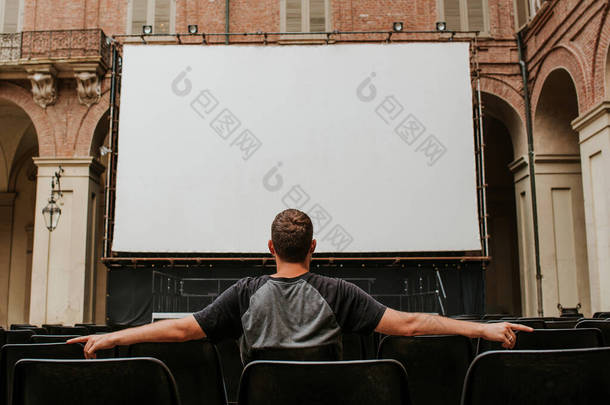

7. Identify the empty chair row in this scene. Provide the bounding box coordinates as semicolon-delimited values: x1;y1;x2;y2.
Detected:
8;348;610;405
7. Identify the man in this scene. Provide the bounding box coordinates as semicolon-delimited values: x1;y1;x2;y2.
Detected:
70;209;532;360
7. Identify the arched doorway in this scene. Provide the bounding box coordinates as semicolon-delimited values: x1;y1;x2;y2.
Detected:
89;110;110;325
533;68;590;316
0;98;39;328
481;92;524;316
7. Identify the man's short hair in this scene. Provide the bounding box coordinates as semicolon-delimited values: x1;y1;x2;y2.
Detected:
271;209;314;263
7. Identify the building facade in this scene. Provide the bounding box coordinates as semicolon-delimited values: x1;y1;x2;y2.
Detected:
0;0;608;326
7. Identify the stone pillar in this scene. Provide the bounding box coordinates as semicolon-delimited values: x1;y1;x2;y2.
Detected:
572;102;610;314
509;154;591;317
29;158;105;326
533;155;590;317
509;156;538;317
0;193;16;328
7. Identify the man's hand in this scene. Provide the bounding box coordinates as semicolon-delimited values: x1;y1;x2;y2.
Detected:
67;316;205;359
68;334;117;359
480;322;534;349
375;309;534;347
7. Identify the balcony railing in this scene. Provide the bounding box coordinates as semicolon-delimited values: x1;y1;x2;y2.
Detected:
0;29;110;66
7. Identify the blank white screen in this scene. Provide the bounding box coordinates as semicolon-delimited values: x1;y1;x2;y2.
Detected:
113;43;481;253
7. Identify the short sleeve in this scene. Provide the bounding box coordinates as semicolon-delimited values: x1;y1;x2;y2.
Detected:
335;279;387;334
193;283;243;342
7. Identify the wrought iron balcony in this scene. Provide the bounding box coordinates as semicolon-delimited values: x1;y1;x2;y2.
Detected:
0;29;110;67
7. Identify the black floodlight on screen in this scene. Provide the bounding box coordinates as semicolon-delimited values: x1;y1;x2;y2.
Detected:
142;25;153;35
188;24;198;34
392;21;404;32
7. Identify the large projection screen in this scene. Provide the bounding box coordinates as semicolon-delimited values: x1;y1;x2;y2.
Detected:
113;43;480;254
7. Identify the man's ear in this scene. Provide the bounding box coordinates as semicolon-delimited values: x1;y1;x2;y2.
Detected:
268;240;275;255
310;239;317;254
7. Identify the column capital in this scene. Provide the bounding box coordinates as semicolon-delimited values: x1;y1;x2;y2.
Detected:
32;157;105;178
572;101;610;143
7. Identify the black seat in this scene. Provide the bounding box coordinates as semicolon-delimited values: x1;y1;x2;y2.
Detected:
593;312;610;319
5;330;35;345
513;319;545;329
0;343;83;405
248;343;341;363
128;340;227;405
30;335;79;343
576;319;610;346
9;325;47;335
544;319;578;329
461;348;610;405
515;328;603;350
342;333;366;360
215;339;244;404
238;360;410;405
11;358;180;405
45;326;88;336
378;335;472;405
79;325;112;334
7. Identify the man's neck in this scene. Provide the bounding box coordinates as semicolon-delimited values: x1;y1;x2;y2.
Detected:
272;260;310;278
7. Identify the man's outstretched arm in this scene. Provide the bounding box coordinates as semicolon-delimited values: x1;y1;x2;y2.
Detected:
375;308;533;349
67;315;205;359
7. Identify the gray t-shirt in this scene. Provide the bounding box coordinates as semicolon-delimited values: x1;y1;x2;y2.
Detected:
193;272;387;363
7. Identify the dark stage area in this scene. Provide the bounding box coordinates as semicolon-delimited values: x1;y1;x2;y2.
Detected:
106;262;485;325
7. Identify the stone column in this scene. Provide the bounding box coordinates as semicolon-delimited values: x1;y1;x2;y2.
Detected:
29;157;105;325
572;102;610;314
509;156;538;317
0;193;16;328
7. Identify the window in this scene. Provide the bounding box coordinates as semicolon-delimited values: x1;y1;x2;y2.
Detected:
0;0;22;33
514;0;530;28
128;0;175;35
438;0;489;33
281;0;330;33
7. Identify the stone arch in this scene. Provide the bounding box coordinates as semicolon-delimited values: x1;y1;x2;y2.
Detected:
531;46;589;115
480;91;524;315
533;68;580;154
592;1;610;102
0;82;55;156
75;89;111;157
480;89;526;159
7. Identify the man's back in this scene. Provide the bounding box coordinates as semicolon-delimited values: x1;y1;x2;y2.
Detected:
193;272;386;363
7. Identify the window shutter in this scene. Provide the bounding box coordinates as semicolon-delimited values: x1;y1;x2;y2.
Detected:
467;0;485;32
3;0;20;33
444;0;462;31
131;0;148;34
515;0;529;28
309;0;325;32
286;0;302;32
154;0;171;34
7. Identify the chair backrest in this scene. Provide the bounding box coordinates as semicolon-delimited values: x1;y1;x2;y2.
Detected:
128;340;227;405
5;331;35;345
30;335;79;344
593;312;610;319
342;333;366;360
378;335;472;405
11;358;180;405
215;339;243;405
247;343;341;363
45;326;88;336
238;360;410;405
544;320;578;329
512;319;545;329
461;348;610;405
514;328;602;350
0;343;83;405
576;320;610;346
